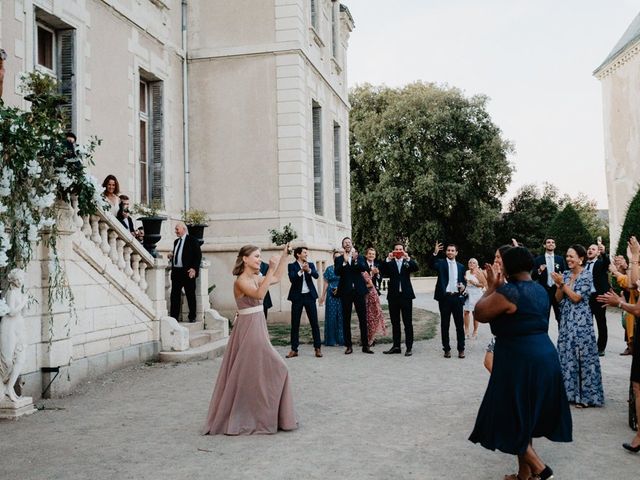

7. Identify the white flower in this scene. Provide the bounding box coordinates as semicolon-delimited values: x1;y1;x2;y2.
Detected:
27;159;42;178
9;123;18;133
57;171;73;189
0;203;7;214
0;167;13;196
33;192;56;210
38;217;56;229
27;224;39;242
0;298;9;317
0;251;8;268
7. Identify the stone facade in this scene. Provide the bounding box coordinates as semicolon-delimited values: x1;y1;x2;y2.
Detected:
0;1;354;396
1;0;354;313
594;12;640;251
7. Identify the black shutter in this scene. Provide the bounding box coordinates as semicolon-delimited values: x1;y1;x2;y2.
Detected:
58;29;75;132
150;81;164;206
333;123;342;221
312;104;323;216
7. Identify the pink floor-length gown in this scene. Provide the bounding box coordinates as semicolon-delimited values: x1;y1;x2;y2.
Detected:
201;295;298;435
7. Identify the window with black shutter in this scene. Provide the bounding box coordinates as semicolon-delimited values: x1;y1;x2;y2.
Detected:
333;122;342;222
312;102;323;216
149;82;164;206
311;0;318;30
57;29;76;133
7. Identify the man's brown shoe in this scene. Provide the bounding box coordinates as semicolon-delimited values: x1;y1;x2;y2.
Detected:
444;351;451;358
315;348;323;358
286;351;298;358
620;347;631;356
344;347;353;355
458;351;465;359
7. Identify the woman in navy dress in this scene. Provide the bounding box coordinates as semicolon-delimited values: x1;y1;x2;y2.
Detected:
469;246;572;480
551;244;604;408
319;250;344;346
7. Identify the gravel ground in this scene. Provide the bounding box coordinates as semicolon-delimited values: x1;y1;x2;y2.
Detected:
0;293;637;479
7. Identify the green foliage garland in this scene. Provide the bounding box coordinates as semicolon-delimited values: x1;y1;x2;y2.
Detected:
0;72;103;315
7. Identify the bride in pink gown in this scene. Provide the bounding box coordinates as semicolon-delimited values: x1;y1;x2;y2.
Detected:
202;244;298;435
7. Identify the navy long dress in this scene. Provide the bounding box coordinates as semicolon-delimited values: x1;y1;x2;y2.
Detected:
469;280;573;455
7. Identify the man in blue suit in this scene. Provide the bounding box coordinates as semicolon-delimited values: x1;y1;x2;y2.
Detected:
286;246;322;358
429;241;467;358
532;237;567;323
335;237;373;355
380;243;419;356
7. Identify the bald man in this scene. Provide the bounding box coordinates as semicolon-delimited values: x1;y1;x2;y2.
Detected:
168;222;202;322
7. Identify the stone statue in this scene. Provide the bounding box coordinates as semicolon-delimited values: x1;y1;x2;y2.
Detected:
0;268;28;402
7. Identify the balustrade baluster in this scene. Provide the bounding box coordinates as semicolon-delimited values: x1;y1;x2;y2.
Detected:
82;215;91;238
90;215;101;244
116;239;126;270
99;222;110;254
108;231;119;264
131;254;141;284
123;246;133;277
139;262;148;291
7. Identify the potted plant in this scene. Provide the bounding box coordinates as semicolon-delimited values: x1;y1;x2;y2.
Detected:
181;208;209;246
132;200;166;258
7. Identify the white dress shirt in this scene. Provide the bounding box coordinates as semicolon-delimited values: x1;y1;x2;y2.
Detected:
545;254;555;287
446;259;458;293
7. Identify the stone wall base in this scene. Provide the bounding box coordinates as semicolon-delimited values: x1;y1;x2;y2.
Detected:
21;341;160;400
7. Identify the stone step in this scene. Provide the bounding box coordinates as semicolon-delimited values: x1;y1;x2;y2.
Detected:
159;337;228;363
189;331;211;348
178;320;204;333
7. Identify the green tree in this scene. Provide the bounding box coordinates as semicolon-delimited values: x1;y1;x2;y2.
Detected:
497;183;562;254
349;82;513;269
564;193;609;247
616;186;640;255
546;204;592;255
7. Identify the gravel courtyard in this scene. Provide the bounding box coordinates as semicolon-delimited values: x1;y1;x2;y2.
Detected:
0;293;637;479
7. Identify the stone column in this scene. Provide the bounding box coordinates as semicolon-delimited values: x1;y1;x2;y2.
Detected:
39;201;76;397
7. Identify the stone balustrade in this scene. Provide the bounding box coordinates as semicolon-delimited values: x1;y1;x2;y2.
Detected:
78;208;155;294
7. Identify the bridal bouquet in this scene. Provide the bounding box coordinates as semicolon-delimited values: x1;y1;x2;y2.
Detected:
268;223;297;247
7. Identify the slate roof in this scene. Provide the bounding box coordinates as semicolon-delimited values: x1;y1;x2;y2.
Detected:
594;12;640;75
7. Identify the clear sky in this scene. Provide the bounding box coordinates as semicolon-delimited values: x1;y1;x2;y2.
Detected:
345;0;639;209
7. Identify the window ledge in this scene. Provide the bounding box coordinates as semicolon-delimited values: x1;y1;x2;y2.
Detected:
331;57;342;74
309;27;325;48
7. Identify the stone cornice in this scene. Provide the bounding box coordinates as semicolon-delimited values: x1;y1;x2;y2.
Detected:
594;38;640;80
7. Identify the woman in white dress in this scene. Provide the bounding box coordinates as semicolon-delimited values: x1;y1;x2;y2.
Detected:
464;258;487;338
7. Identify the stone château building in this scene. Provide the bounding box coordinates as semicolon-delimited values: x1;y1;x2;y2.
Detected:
594;12;640;250
0;0;354;400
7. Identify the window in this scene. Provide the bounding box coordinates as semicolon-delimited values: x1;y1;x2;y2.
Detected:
139;81;149;204
35;13;76;132
333;122;342;222
138;76;164;206
36;23;55;72
312;102;323;216
310;0;318;30
331;1;339;58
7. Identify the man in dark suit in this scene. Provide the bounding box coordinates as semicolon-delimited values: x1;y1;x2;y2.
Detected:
380;243;419;356
429;241;467;358
116;195;136;234
286;246;322;358
585;241;611;356
260;261;273;320
364;247;382;295
335;237;373;355
169;222;202;322
532;237;567;323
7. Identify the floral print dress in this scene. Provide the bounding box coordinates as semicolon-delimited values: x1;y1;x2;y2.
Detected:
557;269;604;406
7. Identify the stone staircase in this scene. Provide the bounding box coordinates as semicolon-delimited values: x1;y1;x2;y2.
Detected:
159;320;228;362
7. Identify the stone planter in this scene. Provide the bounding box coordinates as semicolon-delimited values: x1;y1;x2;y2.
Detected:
186;223;207;246
138;215;167;258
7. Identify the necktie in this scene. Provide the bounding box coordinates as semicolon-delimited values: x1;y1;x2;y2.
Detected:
546;256;554;287
447;261;457;292
174;237;184;267
586;261;593;272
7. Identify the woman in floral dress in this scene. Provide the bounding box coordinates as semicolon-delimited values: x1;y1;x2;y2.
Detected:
363;247;386;347
319;250;344;346
552;244;604;407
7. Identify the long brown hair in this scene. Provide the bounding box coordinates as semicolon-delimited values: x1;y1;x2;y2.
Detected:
102;174;120;195
233;245;259;276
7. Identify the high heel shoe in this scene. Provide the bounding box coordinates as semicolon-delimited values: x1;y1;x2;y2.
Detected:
622;442;640;453
532;465;553;480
